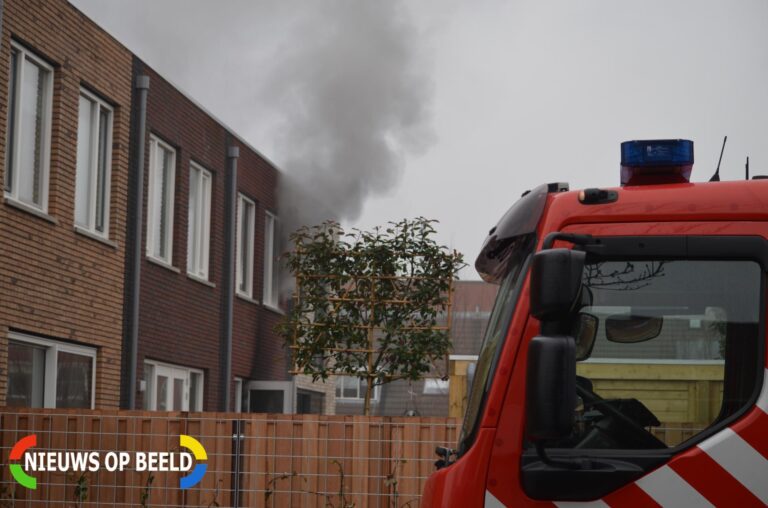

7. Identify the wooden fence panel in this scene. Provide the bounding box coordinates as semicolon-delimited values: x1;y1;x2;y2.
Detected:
0;408;458;507
240;414;268;507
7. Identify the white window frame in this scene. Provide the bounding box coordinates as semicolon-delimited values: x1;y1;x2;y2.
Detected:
7;332;96;409
236;194;256;298
244;380;293;413
4;41;54;213
187;162;212;280
263;211;279;308
75;88;113;238
334;375;380;402
143;360;203;411
146;135;176;265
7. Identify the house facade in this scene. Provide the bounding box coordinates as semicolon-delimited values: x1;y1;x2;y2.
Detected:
0;0;327;413
0;0;133;409
131;61;239;412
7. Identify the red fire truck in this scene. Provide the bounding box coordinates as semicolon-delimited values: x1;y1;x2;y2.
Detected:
422;139;768;506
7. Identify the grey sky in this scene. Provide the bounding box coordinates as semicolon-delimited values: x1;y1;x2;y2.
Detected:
70;0;768;279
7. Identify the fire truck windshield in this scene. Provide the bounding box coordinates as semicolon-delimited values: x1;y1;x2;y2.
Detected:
563;258;762;450
458;233;535;456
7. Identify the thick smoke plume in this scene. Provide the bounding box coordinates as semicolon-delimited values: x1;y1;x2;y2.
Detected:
69;0;433;235
266;1;435;234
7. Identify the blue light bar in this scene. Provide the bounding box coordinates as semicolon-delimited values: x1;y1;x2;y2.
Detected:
620;139;694;186
621;139;694;167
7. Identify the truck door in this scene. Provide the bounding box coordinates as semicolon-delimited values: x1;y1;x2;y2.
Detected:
486;228;768;506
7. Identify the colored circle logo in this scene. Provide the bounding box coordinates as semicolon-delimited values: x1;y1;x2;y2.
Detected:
10;434;37;490
179;434;207;489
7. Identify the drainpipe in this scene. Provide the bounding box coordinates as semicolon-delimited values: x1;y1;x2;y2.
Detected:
127;75;150;410
221;145;239;411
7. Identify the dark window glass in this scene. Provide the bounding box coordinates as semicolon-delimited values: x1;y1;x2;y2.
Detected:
297;389;324;414
156;375;168;411
238;199;253;293
7;341;45;407
172;378;184;410
189;372;202;411
5;49;18;192
249;389;284;413
55;351;93;409
95;107;110;232
158;149;173;258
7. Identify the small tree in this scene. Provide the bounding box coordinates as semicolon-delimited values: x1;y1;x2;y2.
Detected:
278;218;464;415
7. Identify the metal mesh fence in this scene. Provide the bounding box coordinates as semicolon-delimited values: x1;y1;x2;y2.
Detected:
0;409;458;507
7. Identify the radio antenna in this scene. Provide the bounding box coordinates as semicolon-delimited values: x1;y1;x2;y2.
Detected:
746;156;750;180
709;135;727;182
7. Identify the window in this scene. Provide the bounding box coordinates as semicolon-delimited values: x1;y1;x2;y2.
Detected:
249;390;285;412
458;235;534;455
335;376;380;401
263;212;279;307
423;378;449;395
234;377;244;413
4;42;53;211
6;333;95;409
142;364;153;410
146;135;176;264
143;361;203;411
75;89;113;236
187;163;211;279
236;194;255;297
189;371;202;411
562;258;762;450
297;389;324;414
245;381;293;413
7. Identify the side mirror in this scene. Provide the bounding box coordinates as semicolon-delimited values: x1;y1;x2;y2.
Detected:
526;336;576;441
529;249;586;320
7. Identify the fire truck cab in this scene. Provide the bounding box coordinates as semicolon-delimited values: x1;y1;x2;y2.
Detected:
422;140;768;506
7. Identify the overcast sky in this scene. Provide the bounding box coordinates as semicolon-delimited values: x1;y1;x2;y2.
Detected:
70;0;768;279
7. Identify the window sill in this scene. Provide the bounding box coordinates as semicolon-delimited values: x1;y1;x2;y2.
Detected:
146;255;180;273
263;302;285;315
4;196;57;224
236;292;260;305
75;225;118;249
187;272;216;288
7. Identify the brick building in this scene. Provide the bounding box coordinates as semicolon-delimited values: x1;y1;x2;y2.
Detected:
0;0;133;409
130;61;300;412
130;62;232;412
0;0;325;413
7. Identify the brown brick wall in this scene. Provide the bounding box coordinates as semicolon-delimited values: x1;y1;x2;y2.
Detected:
135;66;285;411
135;64;228;411
231;141;287;391
0;0;133;408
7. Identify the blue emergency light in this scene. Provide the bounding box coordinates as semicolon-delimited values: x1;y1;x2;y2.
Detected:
620;139;694;186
